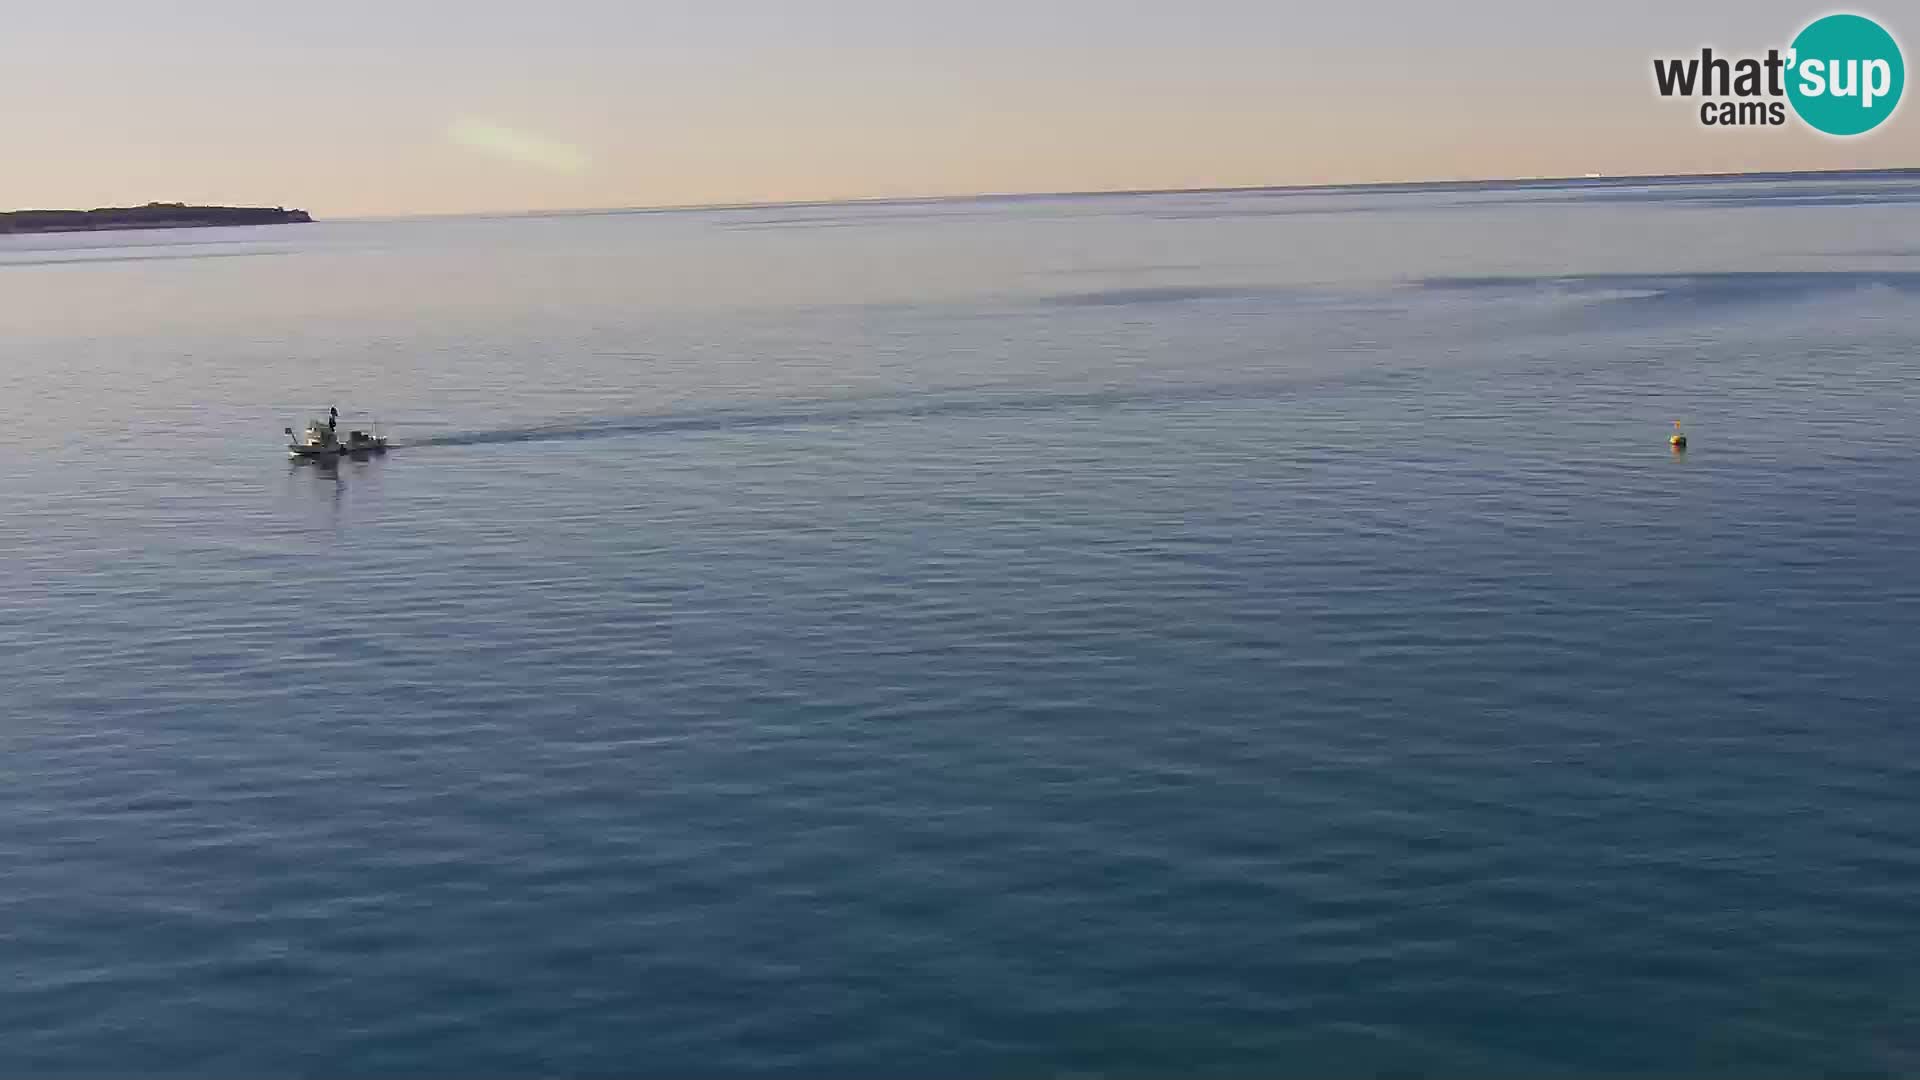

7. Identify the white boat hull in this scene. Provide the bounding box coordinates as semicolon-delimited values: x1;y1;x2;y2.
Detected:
288;438;387;458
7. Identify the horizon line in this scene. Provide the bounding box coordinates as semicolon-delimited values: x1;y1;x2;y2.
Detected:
12;165;1913;222
338;165;1920;224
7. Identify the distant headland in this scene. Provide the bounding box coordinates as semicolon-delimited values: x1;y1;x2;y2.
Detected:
0;202;312;235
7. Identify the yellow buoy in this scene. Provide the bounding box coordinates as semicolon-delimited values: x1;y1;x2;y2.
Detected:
1669;420;1687;449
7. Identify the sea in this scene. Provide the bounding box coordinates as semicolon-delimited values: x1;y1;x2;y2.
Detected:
3;172;1918;1077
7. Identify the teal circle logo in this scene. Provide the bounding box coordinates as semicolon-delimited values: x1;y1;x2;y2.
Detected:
1787;14;1904;135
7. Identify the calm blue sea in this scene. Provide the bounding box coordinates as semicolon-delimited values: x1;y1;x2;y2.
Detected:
3;174;1919;1077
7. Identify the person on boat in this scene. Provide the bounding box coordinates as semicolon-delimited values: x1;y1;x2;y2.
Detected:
328;407;338;435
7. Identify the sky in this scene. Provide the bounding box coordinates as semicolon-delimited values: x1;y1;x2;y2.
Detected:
3;1;1915;217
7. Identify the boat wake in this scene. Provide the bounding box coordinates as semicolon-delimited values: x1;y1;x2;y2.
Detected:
398;373;1386;451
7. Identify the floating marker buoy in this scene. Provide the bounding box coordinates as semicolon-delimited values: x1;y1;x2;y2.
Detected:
1669;420;1687;449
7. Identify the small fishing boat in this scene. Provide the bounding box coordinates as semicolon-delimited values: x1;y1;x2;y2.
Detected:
286;412;388;457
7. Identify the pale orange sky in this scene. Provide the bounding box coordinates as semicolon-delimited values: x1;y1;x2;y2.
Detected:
2;2;1913;217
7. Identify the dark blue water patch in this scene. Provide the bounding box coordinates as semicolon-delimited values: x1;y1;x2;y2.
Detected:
0;235;267;253
1822;248;1920;258
1415;271;1920;309
1212;168;1920;199
1042;285;1285;306
1454;178;1909;212
1432;184;1920;212
1150;204;1395;220
714;208;1008;230
1181;190;1920;218
1542;184;1920;208
1038;262;1212;277
719;217;887;230
0;249;286;269
994;168;1920;207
